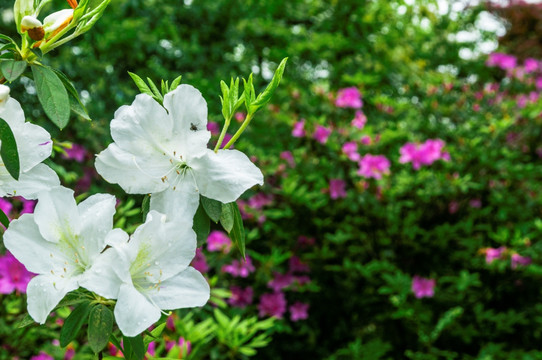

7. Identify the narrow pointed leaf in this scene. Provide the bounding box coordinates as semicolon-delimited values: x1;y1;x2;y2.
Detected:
16;314;35;328
170;75;182;91
32;65;70;129
1;60;27;82
219;202;235;233
252;57;288;110
128;72;154;98
53;68;90;120
201;196;222;223
0;117;20;180
0;208;9;228
146;77;163;103
193;201;210;247
230;202;246;258
60;301;91;347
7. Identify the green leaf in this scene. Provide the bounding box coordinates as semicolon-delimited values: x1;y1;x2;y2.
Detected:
251;57;288;112
88;304;114;353
128;72;154;98
170;75;182;91
0;208;9;229
193;201;210;247
32;65;70;129
141;194;150;222
219;202;235;233
16;313;35;328
201;196;222;223
230;202;246;258
0;117;20;180
124;335;146;360
52;68;90;120
60;301;91;347
144;322;166;347
1;60;27;82
146;77;164;103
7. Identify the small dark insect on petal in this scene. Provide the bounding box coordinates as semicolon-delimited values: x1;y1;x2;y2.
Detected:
190;123;198;131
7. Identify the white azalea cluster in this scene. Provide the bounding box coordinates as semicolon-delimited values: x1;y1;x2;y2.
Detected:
2;84;263;336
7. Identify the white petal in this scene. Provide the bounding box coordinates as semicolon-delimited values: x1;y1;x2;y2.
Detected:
95;144;169;194
27;275;78;324
128;210;196;281
0;163;59;199
15;121;53;172
80;248;128;299
114;283;161;337
150;267;210;310
105;228;129;248
163;85;210;157
33;186;79;243
149;182;199;224
191;149;263;203
77;193;116;261
43;9;73;32
3;213;70;274
0;97;25;127
110;95;173;157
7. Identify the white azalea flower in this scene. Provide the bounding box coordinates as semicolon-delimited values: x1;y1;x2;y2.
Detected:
81;210;210;337
0;97;59;199
3;186;117;323
95;84;263;220
0;85;10;109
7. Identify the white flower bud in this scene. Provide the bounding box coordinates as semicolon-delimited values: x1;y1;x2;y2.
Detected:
14;0;35;32
20;15;42;31
43;9;74;33
0;85;10;109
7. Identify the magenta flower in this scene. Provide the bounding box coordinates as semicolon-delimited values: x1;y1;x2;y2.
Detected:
411;276;436;299
448;201;459;214
280;151;295;168
31;352;54;360
342;141;360;162
207;121;220;136
166;337;191;356
63;348;75;360
248;193;274;210
258;292;287;318
221;255;255;278
234;112;245;122
61;143;87;163
469;199;482;208
486;52;517;70
207;230;232;253
357;154;390;179
399;143;425;170
0;252;34;294
292;275;311;286
0;197;12;217
313;125;332;144
524;58;539;73
20;198;37;215
292;119;306;138
511;254;532;269
191;248;209;273
289;256;310;273
360;135;372;145
351;110;367;129
335;87;363;108
536;77;542;90
268;272;295;292
228;286;253;308
399;139;449;170
485;246;506;264
329;179;347;199
147;342;156;356
289;302;309;322
166;315;176;331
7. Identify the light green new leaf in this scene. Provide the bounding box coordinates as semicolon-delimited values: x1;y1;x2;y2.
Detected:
128;72;154;98
250;57;288;112
32;65;70;129
0;117;20;180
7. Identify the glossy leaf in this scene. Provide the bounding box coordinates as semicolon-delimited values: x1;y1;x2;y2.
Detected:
88;304;114;353
60;301;91;347
32;65;70;129
0;117;20;180
201;195;222;223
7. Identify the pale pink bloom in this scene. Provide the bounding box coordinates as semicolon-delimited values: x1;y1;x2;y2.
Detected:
517;95;528;108
280;151;295;167
524;58;539;73
473;104;480;112
228;286;253;308
448;201;459;214
485;247;506;264
191;248;209;273
258;292;287;318
342;141;360;162
207;230;232;253
357;154;390;179
221;255;255;278
234;112;245;122
292;119;306;137
313;125;332;144
411;276;436;299
61;143;87;162
289;256;310;273
351;110;367;129
360;135;372;145
248;193;273;209
289;302;309;322
335;87;363;108
486;52;517;70
268;272;294;292
329;179;347;199
511;254;532;269
207;121;220;136
0;252;35;294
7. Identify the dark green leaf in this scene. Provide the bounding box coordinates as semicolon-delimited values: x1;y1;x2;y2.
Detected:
53;68;90;120
55;291;91;309
141;194;150;222
16;314;35;328
0;34;16;45
124;335;145;360
0;117;20;180
32;65;70;129
193;201;210;247
0;208;9;228
60;301;91;347
230;202;246;258
219;202;235;233
201;196;222;223
1;60;27;82
88;304;114;353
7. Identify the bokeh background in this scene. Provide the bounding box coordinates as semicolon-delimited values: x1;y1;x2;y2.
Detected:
1;0;542;359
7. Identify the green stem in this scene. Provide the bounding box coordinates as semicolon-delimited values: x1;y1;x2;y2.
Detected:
222;112;253;150
214;116;232;152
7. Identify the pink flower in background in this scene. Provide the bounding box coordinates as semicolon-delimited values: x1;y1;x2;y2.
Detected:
536;77;542;90
207;121;220;135
351;110;367;129
293;275;311;286
166;338;191;356
399;143;425;170
511;254;532;269
289;302;309;322
166;315;176;331
469;199;482;208
248;193;274;209
342;141;360;161
222;255;256;278
0;198;12;217
329;179;347;199
524;58;539;73
63;348;75;360
207;230;232;253
399;139;449;169
335;87;363;108
61;143;87;162
268;272;295;292
235;112;245;122
292;119;306;137
258;292;287;318
280;151;295;167
147;342;156;356
411;276;436;299
31;352;54;360
0;252;34;294
20;198;37;215
220;133;234;149
360;135;372;145
313;125;332;144
191;248;209;273
228;286;253;308
289;256;310;273
297;236;315;247
486;52;517;70
485;247;506;264
357;154;390;179
448;201;459;214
